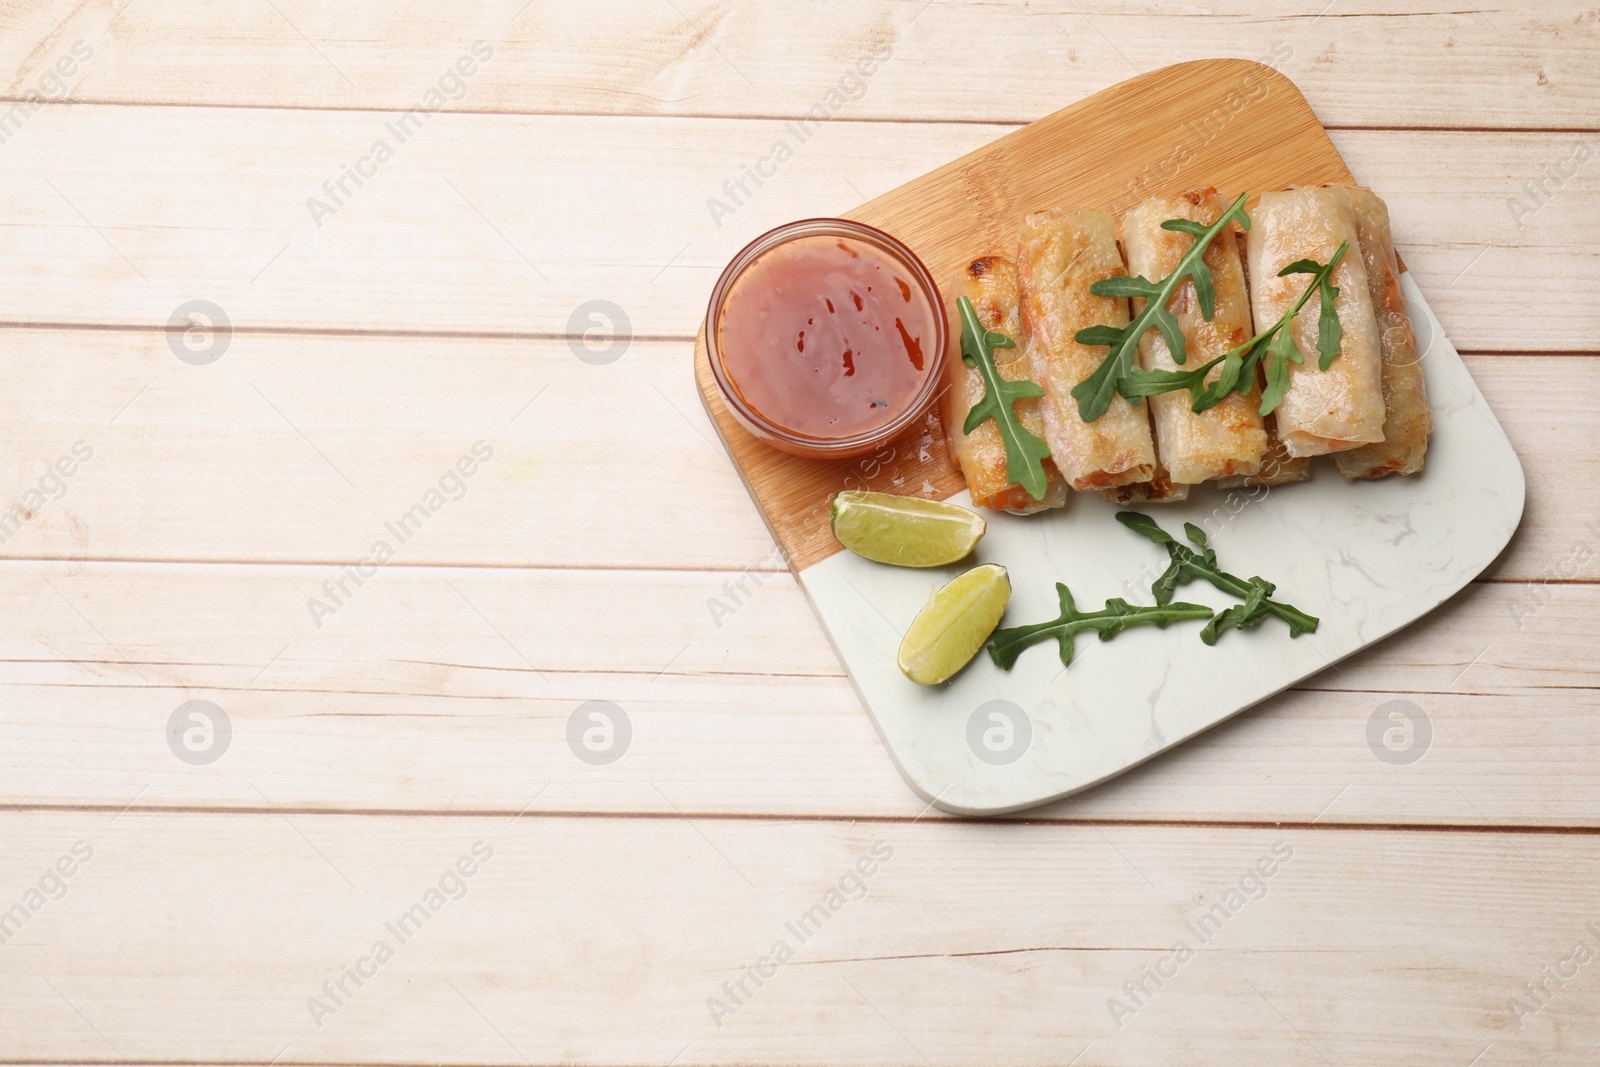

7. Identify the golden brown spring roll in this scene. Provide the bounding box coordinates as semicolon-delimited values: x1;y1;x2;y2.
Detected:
1121;190;1267;484
1219;413;1312;488
1098;460;1189;505
1333;186;1431;480
1017;207;1156;491
1247;187;1386;458
941;255;1070;513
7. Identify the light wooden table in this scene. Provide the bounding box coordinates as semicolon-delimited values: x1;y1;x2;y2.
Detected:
0;3;1594;1064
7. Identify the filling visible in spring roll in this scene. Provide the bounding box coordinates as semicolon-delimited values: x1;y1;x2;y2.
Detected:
1332;185;1431;480
941;255;1070;513
1017;207;1157;492
1247;187;1387;458
1098;457;1189;505
1122;189;1268;484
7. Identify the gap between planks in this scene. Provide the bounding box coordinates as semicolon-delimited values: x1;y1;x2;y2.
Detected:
0;1062;700;1067
0;318;1590;359
0;555;1590;585
0;672;1546;698
0;320;695;345
0;801;1594;836
0;93;1595;134
0;1062;783;1067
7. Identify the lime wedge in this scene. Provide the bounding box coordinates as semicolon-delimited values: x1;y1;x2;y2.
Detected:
898;564;1010;685
830;491;986;568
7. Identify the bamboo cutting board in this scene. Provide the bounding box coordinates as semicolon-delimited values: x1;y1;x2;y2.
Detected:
692;60;1524;815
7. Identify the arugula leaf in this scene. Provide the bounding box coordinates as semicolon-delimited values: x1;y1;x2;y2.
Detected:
1258;323;1302;416
986;580;1214;670
1158;217;1218;319
1112;241;1350;419
1070;193;1252;422
1316;270;1342;371
957;296;1054;501
1201;577;1276;644
1119;360;1219;402
1116;513;1319;640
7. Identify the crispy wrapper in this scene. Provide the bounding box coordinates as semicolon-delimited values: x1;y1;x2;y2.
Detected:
940;255;1069;513
1099;394;1189;505
1247;187;1387;458
1218;413;1313;488
1017;207;1157;491
1122;190;1268;484
1332;185;1431;479
1098;462;1189;505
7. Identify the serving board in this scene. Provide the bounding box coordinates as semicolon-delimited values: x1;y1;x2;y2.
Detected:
692;59;1524;815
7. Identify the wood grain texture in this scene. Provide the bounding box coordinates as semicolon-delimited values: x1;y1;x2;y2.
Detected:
1;562;1596;825
0;2;1593;1063
0;329;1593;581
0;111;1593;349
3;1;1595;129
0;811;1595;1065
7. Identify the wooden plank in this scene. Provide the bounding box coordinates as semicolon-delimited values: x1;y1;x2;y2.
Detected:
5;0;1596;129
3;560;1596;824
0;106;1592;350
0;7;1586;1066
0;327;1589;580
0;811;1594;1064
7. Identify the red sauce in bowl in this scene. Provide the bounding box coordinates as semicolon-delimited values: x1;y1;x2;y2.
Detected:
706;220;945;458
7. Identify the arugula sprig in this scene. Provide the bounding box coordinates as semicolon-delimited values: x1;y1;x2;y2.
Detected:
1119;242;1349;419
1071;193;1252;422
957;296;1053;501
1115;512;1319;643
987;582;1213;670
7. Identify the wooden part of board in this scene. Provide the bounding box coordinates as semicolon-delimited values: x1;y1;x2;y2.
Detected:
693;59;1355;572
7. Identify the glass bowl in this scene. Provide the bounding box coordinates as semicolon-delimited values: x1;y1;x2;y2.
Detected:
704;218;947;460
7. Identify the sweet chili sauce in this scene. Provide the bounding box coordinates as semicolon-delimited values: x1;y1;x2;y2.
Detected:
715;234;940;440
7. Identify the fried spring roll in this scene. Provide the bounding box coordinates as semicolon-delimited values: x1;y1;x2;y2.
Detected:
1247;187;1386;458
1218;413;1312;488
1017;208;1156;491
1098;461;1189;504
941;255;1069;513
1099;403;1187;505
1333;186;1431;480
1121;190;1267;484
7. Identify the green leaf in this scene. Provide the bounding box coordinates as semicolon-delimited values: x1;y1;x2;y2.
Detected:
1278;258;1325;276
1193;336;1265;413
1190;258;1217;322
1114;511;1174;544
957;296;1053;501
1120;359;1219;402
1201;578;1274;645
1258;326;1300;416
1071;193;1253;422
1089;275;1164;300
1259;241;1348;410
1074;324;1128;348
1316;276;1342;371
1120;241;1352;419
1117;512;1319;641
986;581;1213;671
1153;305;1188;367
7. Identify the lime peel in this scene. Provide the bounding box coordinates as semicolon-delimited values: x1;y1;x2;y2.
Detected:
898;564;1010;685
830;490;986;568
